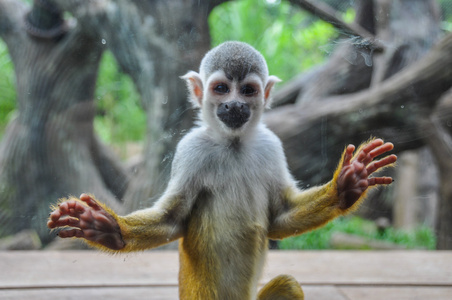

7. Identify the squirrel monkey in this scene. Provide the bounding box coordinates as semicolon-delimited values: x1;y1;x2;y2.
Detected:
48;41;397;300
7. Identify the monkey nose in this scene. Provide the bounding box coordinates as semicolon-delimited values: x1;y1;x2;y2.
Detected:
217;101;250;129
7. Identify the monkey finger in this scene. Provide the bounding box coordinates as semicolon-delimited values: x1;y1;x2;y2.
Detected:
368;142;394;159
357;139;394;165
58;228;85;239
80;193;102;211
367;154;397;175
49;210;63;222
355;140;382;164
357;178;369;189
368;177;393;186
342;145;355;166
57;202;70;215
361;139;384;154
51;216;80;229
47;219;57;229
58;200;86;216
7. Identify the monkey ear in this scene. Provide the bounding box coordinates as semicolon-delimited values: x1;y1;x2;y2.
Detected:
181;71;204;108
264;75;282;108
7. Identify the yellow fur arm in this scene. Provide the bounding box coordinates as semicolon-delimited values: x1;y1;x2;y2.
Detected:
51;194;186;253
267;182;341;240
268;146;368;240
112;203;185;252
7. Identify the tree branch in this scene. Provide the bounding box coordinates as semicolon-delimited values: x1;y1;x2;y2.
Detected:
424;91;452;249
0;0;27;36
265;33;452;184
289;0;384;51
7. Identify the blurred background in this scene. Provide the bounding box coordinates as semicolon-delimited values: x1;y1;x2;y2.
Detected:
0;0;451;251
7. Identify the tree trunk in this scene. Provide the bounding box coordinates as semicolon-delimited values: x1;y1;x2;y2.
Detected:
426;90;452;249
0;1;124;243
371;0;441;84
361;0;441;222
0;0;226;243
51;0;225;212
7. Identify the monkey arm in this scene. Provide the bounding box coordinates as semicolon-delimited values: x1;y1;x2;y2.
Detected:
112;195;186;252
48;192;188;253
48;134;201;252
267;182;341;240
268;138;396;240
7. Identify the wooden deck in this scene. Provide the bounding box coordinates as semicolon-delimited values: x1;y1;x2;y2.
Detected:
0;250;451;299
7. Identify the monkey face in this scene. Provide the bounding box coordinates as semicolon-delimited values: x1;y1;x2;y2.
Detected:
205;71;265;133
181;42;281;138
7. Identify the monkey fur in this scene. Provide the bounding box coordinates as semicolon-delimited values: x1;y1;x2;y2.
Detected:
48;41;397;300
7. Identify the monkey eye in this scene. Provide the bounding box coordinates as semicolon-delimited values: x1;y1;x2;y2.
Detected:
241;85;257;96
213;84;230;94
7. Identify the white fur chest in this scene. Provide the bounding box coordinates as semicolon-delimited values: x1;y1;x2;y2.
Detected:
172;126;288;228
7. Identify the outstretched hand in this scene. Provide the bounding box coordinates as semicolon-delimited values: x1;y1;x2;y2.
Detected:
47;194;125;250
336;139;397;210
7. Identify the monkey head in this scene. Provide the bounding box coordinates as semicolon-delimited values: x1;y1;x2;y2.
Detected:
182;41;280;137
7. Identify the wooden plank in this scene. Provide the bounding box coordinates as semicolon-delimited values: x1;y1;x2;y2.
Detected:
340;286;452;300
261;251;452;286
304;286;349;300
2;287;451;300
0;286;347;300
0;251;179;288
7;286;450;300
1;250;451;289
0;287;179;300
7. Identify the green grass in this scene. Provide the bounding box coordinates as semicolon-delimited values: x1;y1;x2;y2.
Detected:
279;216;436;250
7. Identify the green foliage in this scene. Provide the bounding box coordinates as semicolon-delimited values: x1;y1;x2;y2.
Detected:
342;8;356;24
0;43;146;145
439;0;452;20
95;0;339;145
279;216;436;250
0;40;16;139
94;51;145;145
0;0;339;144
209;0;337;81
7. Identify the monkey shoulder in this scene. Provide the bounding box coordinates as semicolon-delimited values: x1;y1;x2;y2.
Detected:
171;127;216;167
253;125;286;157
171;126;290;187
169;127;217;180
176;125;284;161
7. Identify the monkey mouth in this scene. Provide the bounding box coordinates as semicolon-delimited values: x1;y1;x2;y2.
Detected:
216;101;251;129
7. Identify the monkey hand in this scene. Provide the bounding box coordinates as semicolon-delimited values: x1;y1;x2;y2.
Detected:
336;138;397;210
47;193;125;250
